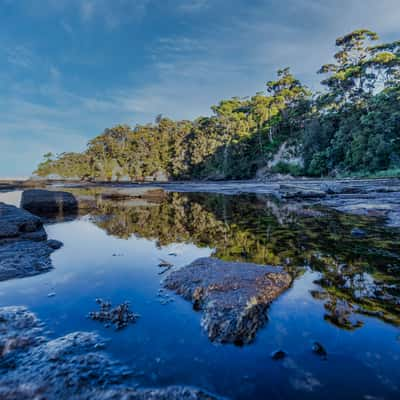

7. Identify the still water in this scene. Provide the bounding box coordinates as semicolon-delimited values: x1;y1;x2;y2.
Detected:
0;190;399;399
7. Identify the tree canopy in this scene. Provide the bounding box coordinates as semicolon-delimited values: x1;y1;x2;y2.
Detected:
35;29;400;180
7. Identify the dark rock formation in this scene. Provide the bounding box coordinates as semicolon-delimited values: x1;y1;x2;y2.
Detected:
164;257;292;344
21;189;78;217
0;202;45;241
0;306;224;400
0;202;62;281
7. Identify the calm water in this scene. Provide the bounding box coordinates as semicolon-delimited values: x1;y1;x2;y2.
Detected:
0;190;399;400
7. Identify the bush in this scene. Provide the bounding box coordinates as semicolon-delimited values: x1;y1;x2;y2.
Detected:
271;161;304;176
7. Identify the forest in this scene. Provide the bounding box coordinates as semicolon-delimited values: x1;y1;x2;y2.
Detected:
35;29;400;181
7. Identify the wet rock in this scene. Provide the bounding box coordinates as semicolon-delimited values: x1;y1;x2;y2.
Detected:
312;342;327;359
0;203;63;281
21;189;78;217
324;299;363;330
88;299;139;330
0;306;224;400
164;257;292;344
278;184;327;199
83;386;225;400
271;350;287;360
0;202;45;241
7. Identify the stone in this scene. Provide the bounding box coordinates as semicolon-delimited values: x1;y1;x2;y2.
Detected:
271;350;287;360
0;202;45;241
21;189;78;216
0;306;224;400
164;257;292;344
0;203;63;281
312;342;327;359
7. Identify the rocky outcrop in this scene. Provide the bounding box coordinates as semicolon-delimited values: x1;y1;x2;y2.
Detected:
21;189;78;216
0;307;224;400
164;257;292;345
0;202;62;281
0;202;45;241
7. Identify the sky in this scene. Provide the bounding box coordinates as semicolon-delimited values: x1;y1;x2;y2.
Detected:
0;0;399;177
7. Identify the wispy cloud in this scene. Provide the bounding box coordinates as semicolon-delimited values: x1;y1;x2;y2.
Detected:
2;44;34;69
1;0;400;177
178;0;210;13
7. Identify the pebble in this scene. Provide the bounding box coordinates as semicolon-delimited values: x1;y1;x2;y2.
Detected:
312;342;327;358
271;350;287;360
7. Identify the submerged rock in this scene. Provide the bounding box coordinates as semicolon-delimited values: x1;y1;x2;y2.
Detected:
0;203;62;281
80;386;224;400
271;350;287;360
164;257;292;344
312;342;327;359
88;299;140;330
21;189;78;216
0;306;224;400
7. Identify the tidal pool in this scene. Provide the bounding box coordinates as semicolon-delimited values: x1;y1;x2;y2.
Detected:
0;190;399;399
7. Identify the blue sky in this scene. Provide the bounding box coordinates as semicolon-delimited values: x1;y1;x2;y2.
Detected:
1;0;399;177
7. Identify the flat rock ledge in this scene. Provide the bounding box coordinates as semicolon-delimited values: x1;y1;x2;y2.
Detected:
0;202;62;281
0;306;224;400
164;257;292;345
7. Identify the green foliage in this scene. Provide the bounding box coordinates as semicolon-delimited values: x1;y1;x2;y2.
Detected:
271;162;304;176
35;29;400;180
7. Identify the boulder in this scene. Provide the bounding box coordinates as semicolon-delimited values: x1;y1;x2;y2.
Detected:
0;202;45;241
0;202;62;281
21;189;78;216
164;257;292;345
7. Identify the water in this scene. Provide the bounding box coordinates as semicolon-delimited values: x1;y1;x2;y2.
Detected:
0;190;399;399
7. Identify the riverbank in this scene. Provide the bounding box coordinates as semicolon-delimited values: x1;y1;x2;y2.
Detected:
4;177;400;227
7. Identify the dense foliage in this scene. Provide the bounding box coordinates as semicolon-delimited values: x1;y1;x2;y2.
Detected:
35;29;400;180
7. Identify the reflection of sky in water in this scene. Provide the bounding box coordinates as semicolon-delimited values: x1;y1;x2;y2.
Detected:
0;191;399;399
0;190;22;207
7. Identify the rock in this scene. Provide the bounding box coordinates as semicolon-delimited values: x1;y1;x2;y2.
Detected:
21;189;78;217
312;342;327;359
271;350;287;360
164;257;292;344
323;299;363;330
351;228;366;238
0;202;45;241
0;203;63;281
88;299;139;330
279;184;327;199
0;239;63;281
0;306;224;400
83;386;225;400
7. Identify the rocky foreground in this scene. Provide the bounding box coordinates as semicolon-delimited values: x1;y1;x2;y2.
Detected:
164;258;292;344
0;306;224;400
0;202;62;281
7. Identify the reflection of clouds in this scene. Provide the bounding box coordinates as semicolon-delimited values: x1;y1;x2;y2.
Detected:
0;191;22;207
283;358;322;392
364;352;399;392
48;272;76;285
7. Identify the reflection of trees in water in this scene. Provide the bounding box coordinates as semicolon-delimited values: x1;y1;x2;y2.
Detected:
90;192;400;328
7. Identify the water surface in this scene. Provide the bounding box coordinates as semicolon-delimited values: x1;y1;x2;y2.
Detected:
0;190;399;399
